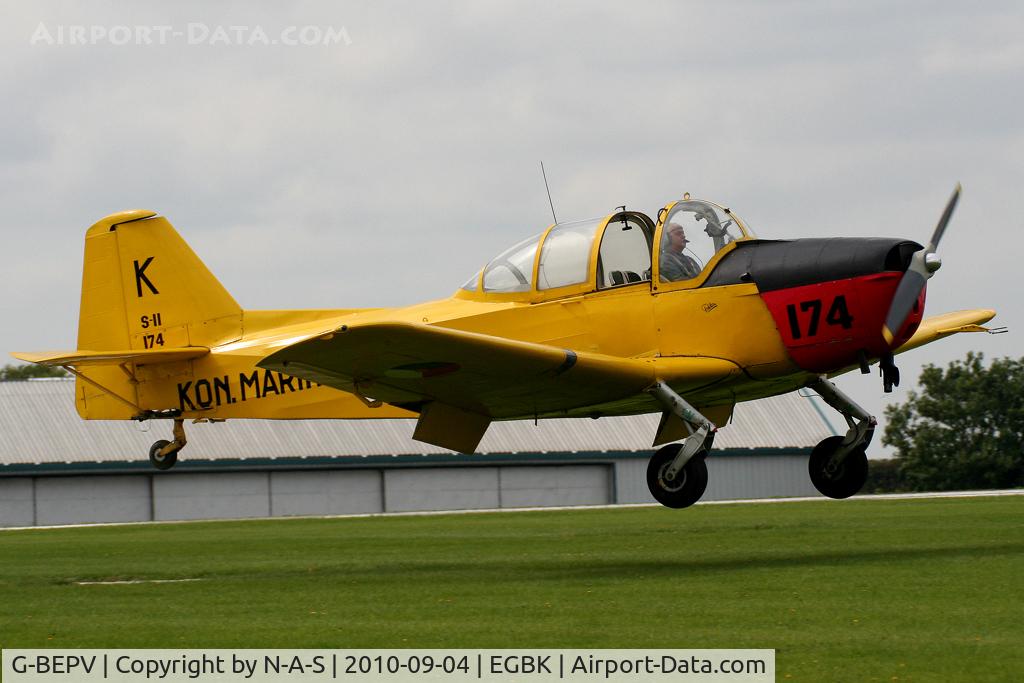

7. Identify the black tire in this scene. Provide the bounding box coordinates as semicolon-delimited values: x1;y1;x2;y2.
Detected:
808;435;868;499
149;440;178;470
646;443;709;509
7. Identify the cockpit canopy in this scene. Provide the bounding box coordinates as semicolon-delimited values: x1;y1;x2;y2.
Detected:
460;197;754;300
657;199;748;282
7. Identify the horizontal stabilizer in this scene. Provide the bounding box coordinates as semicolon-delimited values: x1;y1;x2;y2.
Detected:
11;347;209;367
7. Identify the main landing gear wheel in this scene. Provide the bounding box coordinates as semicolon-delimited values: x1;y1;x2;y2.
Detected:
647;443;709;509
808;435;869;499
148;440;179;470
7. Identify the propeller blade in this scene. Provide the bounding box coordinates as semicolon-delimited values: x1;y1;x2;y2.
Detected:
882;183;961;344
882;265;926;344
927;183;961;252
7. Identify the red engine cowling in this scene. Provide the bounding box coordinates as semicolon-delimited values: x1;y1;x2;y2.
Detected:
760;273;925;373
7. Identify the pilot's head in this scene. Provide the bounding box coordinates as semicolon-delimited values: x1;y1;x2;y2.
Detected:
667;223;688;251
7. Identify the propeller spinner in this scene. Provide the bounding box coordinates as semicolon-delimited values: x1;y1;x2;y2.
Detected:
882;184;961;345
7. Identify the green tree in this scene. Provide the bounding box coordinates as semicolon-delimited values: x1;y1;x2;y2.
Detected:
883;352;1024;491
0;363;68;381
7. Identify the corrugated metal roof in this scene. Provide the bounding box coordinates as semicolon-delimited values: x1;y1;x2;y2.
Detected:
0;379;838;465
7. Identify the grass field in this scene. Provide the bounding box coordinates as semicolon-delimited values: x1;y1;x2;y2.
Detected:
1;495;1022;681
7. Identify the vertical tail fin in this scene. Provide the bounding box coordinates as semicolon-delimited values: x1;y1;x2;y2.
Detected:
78;210;242;352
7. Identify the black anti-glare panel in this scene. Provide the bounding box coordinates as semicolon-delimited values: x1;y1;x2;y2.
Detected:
702;238;923;291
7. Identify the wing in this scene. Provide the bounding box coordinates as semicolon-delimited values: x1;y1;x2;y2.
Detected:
258;321;738;452
894;309;999;355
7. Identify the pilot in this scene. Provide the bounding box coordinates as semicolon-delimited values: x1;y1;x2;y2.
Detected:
660;223;702;281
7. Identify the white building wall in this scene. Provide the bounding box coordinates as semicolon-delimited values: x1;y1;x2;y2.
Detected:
614;460;656;504
384;468;501;512
705;455;819;500
153;473;270;521
0;479;34;527
35;476;150;526
270;470;384;517
0;454;821;528
499;465;610;508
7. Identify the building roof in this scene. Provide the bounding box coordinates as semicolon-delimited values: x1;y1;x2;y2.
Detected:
0;379;838;466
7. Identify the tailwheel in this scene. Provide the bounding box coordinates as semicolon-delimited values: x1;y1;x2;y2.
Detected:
148;440;179;470
808;435;869;499
646;443;709;509
147;418;187;471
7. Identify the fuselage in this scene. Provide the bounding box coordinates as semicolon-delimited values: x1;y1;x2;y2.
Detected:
164;235;925;423
61;203;926;425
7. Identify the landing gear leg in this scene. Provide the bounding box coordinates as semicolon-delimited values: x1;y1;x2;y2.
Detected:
807;377;875;499
645;381;717;508
148;418;186;471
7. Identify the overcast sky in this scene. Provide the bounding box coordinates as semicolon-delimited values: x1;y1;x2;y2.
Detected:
2;1;1021;456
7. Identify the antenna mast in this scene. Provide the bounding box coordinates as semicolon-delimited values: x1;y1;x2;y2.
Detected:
540;161;558;225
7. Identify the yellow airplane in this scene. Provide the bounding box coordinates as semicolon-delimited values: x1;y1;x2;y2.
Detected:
13;187;1001;508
